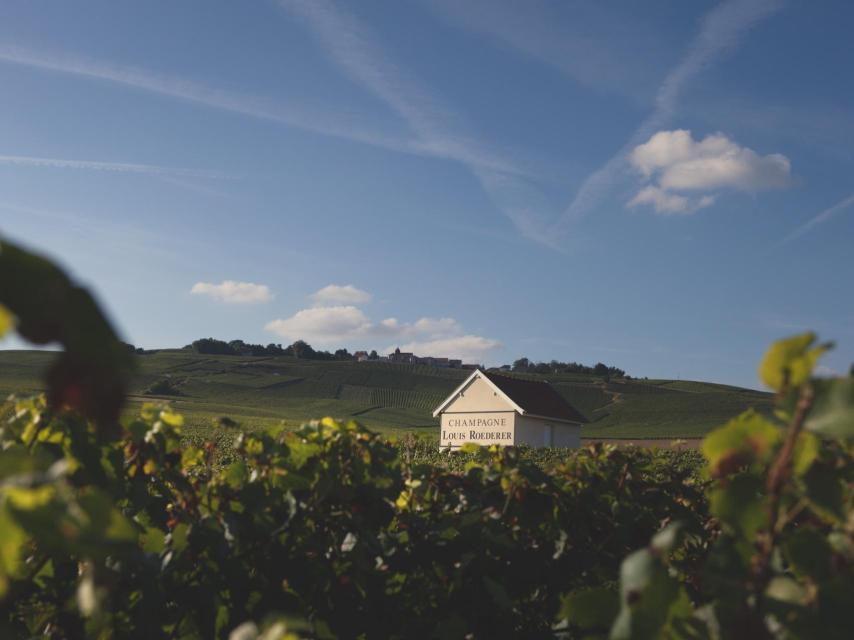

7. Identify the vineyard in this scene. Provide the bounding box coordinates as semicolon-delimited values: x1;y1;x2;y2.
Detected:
0;348;773;439
1;239;853;639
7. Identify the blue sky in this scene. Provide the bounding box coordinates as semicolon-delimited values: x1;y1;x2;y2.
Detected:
1;0;852;389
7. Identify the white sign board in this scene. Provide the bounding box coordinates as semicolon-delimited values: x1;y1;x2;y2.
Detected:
440;412;515;448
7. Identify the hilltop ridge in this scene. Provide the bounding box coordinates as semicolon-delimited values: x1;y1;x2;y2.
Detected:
0;348;773;438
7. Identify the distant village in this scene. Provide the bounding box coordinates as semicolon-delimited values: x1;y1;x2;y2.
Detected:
178;338;484;370
353;347;482;370
174;338;625;378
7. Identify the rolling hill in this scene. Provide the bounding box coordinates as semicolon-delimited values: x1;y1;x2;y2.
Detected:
0;349;773;439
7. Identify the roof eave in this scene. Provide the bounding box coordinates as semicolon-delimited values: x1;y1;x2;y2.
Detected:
433;369;526;417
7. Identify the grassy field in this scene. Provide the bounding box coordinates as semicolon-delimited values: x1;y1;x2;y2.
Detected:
0;349;773;439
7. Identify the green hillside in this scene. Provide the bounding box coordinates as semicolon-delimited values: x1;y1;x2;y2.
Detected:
0;349;773;438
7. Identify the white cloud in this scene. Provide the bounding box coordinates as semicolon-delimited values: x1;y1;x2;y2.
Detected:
311;284;372;306
552;0;783;233
265;307;464;345
191;280;272;304
627;186;715;215
630;130;791;190
265;305;372;342
265;294;497;360
396;335;501;363
413;317;462;338
627;130;790;214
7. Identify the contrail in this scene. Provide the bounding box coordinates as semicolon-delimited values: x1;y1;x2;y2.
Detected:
777;192;854;246
551;0;784;236
0;44;477;166
280;0;554;245
0;153;226;178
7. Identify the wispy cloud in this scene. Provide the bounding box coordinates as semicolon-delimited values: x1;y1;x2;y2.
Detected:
420;0;667;101
0;45;422;154
279;0;556;244
552;0;784;234
311;284;372;306
191;280;273;304
0;43;527;175
777;192;854;246
0;153;225;178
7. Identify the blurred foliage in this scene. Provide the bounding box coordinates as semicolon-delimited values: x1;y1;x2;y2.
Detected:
0;238;133;430
559;332;853;640
0;396;708;638
1;243;852;638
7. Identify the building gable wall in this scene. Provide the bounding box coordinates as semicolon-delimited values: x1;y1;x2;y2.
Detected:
441;376;515;413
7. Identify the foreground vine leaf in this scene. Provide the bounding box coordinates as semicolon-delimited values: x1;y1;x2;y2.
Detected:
702;410;780;478
0;238;133;431
806;377;854;439
758;332;830;392
0;304;13;338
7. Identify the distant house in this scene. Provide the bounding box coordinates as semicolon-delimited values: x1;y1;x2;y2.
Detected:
358;349;463;368
433;369;586;449
388;347;417;364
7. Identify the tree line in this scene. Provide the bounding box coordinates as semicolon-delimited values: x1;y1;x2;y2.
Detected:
185;337;362;361
180;338;630;376
511;357;627;378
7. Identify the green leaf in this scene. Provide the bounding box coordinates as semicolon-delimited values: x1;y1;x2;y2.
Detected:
759;332;829;391
170;523;189;553
483;576;513;607
765;576;807;605
560;587;619;631
806;377;854;440
791;431;819;476
159;408;184;428
224;460;248;488
181;446;205;468
784;529;833;582
611;548;692;640
0;504;27;596
5;485;55;510
141;526;166;554
702;410;781;478
0;238;135;430
459;443;481;454
651;521;683;554
0;446;51;479
804;463;844;522
0;304;14;338
105;508;138;543
708;474;767;539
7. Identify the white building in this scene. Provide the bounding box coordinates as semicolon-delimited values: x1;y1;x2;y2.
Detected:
433;369;586;449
